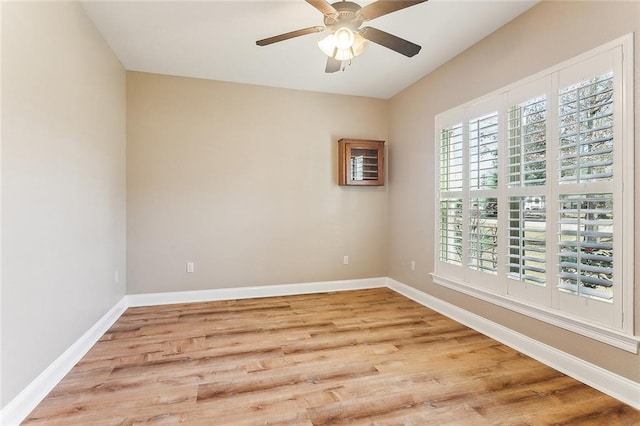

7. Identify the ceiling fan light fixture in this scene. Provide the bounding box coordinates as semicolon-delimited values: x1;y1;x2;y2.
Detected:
334;27;354;50
351;32;369;56
333;47;354;62
317;33;337;57
318;30;368;61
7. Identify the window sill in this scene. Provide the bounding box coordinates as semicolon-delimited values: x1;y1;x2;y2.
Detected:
431;273;639;353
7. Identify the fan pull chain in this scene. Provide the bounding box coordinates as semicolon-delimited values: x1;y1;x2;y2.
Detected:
341;59;353;72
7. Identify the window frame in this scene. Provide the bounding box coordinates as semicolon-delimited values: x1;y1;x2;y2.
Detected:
432;34;638;353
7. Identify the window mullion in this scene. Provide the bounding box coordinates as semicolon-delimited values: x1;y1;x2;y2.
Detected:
613;44;631;333
547;72;560;310
461;115;470;283
497;93;508;292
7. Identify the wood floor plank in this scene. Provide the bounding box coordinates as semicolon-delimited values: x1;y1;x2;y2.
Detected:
23;288;640;425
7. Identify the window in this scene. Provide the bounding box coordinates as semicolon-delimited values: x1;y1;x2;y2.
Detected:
507;195;546;287
433;35;637;352
439;198;463;266
557;193;613;301
507;95;547;188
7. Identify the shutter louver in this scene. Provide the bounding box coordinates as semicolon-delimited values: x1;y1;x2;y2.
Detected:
558;72;614;184
440;125;463;191
557;193;613;301
508;196;546;285
469;113;499;190
439;199;463;265
468;197;498;274
508;96;547;187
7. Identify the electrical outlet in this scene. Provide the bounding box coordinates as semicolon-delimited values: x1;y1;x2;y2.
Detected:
343;256;349;265
114;270;119;283
410;260;416;271
186;262;195;273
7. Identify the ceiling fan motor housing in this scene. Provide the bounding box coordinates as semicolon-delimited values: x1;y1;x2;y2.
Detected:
324;1;364;30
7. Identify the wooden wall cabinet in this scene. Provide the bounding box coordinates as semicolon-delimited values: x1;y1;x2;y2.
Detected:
338;139;385;186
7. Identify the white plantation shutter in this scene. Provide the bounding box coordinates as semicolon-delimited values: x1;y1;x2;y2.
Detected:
507;96;547;187
468;197;498;274
507;196;546;285
558;193;613;301
505;85;550;305
467;110;500;280
555;50;620;327
558;72;614;183
469;112;499;190
438;122;465;268
440;124;464;192
434;36;634;343
439;199;463;266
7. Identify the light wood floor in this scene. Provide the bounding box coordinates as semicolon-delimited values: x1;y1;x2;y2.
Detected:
24;288;639;425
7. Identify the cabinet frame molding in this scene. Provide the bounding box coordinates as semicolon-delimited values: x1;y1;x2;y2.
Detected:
338;138;385;186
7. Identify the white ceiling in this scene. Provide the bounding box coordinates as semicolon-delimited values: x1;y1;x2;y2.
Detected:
81;0;538;99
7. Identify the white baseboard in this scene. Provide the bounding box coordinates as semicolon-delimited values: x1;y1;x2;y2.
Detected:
126;277;387;307
386;278;640;410
3;276;638;426
0;297;129;426
0;277;385;424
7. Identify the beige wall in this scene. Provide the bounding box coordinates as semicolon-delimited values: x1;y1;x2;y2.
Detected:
1;1;126;407
126;72;388;294
388;0;640;382
3;0;637;411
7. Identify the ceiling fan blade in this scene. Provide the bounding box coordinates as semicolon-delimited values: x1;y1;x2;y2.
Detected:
325;57;342;73
358;0;428;21
305;0;338;17
359;26;421;57
256;26;325;46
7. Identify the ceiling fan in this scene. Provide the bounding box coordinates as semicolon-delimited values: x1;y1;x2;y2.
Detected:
256;0;428;73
